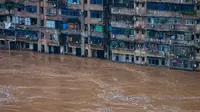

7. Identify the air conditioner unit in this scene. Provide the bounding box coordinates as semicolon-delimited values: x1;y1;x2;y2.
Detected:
112;35;116;39
171;36;175;40
150;24;155;28
170;25;175;30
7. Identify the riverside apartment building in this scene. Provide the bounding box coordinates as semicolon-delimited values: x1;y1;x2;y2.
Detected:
0;0;200;71
0;0;104;58
110;0;200;70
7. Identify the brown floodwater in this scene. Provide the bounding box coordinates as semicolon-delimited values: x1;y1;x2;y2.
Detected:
0;50;200;112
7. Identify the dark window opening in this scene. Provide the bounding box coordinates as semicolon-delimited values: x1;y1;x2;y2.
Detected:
132;56;134;62
68;47;72;53
162;60;165;65
136;56;139;61
142;57;145;62
155;60;159;65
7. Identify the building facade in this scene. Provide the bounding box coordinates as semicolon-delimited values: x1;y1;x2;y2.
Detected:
0;0;104;58
0;0;199;71
110;0;200;70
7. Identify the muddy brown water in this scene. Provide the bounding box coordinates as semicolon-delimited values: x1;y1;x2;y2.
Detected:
0;50;200;112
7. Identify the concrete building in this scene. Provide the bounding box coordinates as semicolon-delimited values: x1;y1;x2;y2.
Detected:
109;0;200;70
0;0;199;71
0;0;104;58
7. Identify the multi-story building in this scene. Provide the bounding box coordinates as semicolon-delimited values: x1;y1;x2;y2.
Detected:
0;0;105;58
0;0;199;71
110;0;200;70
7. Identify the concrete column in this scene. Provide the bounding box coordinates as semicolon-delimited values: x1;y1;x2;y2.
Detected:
60;46;64;54
29;43;33;50
72;47;76;55
88;37;92;57
45;45;49;53
81;0;86;57
43;0;48;53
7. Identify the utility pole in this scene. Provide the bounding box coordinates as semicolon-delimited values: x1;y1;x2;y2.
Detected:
103;0;111;59
80;0;85;57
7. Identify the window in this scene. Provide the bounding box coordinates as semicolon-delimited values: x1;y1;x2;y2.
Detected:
61;9;67;16
40;7;43;14
46;20;55;28
197;34;199;39
147;2;194;12
26;6;37;13
12;16;20;24
142;57;145;62
25;18;31;25
126;55;129;61
41;20;44;26
90;10;102;18
197;49;200;53
67;9;80;16
0;4;6;9
136;56;139;61
162;60;165;65
46;8;56;15
186;19;194;25
197;6;200;10
155;60;159;65
131;56;134;62
91;0;103;5
197;20;200;24
68;0;80;4
41;33;44;40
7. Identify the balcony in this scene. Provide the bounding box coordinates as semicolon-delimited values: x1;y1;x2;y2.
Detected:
47;40;59;46
195;25;200;33
111;49;135;55
170;40;196;46
111;21;134;29
68;42;81;48
134;21;145;29
0;10;9;16
135;7;146;16
111;7;135;16
90;44;104;50
147;10;195;19
145;24;194;32
61;29;81;35
145;38;169;44
15;24;39;31
135;34;146;43
111;34;135;42
16;36;38;43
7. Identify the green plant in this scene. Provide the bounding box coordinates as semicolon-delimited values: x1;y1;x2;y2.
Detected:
5;1;16;14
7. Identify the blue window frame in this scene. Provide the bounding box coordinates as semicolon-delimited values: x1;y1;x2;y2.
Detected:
26;6;37;13
90;10;102;18
67;9;80;16
90;0;103;5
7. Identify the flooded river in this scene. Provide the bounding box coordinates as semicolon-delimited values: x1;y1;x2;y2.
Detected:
0;50;200;112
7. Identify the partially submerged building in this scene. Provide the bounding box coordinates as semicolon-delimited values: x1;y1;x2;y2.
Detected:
0;0;104;58
0;0;199;71
110;0;200;70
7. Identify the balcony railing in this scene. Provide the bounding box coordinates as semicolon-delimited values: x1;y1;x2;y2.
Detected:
111;34;135;42
145;24;194;32
135;7;146;16
134;21;145;29
111;21;134;29
47;40;59;46
147;10;195;18
61;29;81;35
111;7;135;16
